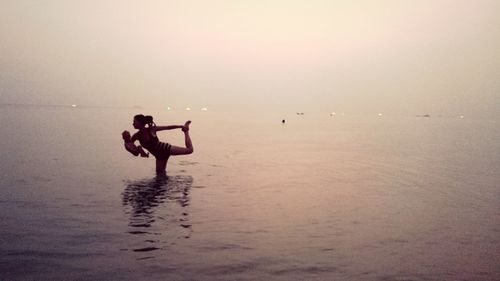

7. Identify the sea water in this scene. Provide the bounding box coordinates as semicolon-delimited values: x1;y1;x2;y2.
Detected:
0;105;499;280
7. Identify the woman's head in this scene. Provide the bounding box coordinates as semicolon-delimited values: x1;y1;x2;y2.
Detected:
133;114;155;129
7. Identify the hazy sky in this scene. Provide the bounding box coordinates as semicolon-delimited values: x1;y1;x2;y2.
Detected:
1;0;499;115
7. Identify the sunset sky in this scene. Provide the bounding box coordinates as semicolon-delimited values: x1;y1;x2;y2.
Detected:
1;0;499;116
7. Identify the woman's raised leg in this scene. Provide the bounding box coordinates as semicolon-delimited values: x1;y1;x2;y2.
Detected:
170;121;194;156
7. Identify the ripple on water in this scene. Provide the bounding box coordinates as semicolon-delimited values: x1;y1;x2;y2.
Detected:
271;265;340;276
132;247;160;252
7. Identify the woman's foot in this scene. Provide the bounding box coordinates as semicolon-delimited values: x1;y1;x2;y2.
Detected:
182;120;191;132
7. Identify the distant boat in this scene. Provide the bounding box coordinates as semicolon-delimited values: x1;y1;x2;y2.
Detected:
416;114;431;117
186;107;191;111
71;104;77;108
201;107;208;111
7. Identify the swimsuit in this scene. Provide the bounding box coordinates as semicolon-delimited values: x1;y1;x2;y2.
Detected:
139;129;172;161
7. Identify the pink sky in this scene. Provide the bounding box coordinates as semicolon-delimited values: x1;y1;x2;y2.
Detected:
1;0;499;116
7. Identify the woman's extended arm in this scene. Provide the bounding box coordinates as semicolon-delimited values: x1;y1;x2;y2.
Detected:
153;125;184;132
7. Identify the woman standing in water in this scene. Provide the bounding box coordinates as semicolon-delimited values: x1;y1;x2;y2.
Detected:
124;114;193;174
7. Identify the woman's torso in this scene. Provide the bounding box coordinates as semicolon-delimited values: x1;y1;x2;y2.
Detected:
136;128;171;160
137;128;159;150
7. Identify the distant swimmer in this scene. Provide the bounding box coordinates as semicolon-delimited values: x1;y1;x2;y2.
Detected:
123;114;193;174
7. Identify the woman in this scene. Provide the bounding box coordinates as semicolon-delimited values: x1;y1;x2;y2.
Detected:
126;114;193;174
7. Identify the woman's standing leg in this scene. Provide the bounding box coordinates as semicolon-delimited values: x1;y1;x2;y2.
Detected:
156;159;167;174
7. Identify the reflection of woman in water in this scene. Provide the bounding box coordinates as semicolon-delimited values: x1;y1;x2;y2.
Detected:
124;114;194;174
122;174;193;239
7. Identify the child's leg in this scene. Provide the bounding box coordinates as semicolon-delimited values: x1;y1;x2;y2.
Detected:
138;145;149;157
125;143;140;156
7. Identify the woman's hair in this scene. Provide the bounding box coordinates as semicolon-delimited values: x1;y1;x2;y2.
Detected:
134;114;155;127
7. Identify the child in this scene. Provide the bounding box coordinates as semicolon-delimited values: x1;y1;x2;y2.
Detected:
122;130;149;157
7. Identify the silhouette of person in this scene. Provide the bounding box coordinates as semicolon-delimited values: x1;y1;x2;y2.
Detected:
124;114;193;174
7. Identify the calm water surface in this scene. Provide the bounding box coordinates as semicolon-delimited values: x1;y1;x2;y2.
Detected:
1;105;499;280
